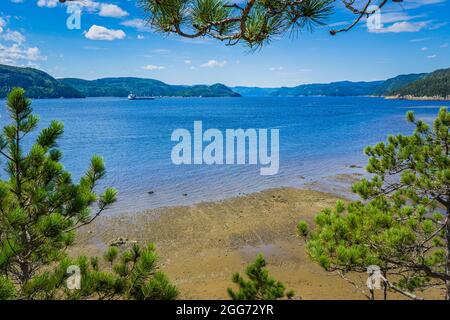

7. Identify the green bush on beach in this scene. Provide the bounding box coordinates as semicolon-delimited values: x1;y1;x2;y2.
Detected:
228;254;295;300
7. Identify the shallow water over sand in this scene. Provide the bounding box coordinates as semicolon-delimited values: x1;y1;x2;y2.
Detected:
1;96;448;213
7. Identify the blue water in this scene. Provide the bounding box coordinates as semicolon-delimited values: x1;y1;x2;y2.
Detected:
0;96;448;214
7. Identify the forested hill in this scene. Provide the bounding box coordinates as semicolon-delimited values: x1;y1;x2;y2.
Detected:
0;64;241;98
59;78;241;98
232;73;427;97
0;64;84;98
390;68;450;99
2;64;449;99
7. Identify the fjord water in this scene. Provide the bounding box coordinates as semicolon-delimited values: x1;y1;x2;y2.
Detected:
1;96;449;214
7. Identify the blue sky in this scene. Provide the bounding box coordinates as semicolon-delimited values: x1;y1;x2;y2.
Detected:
0;0;449;87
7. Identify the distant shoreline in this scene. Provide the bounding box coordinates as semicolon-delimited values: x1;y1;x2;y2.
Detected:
384;95;450;101
7;95;450;101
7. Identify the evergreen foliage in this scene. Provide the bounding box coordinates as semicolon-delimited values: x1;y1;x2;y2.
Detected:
140;0;399;48
299;107;450;299
0;64;84;99
60;78;241;98
24;243;179;300
0;88;178;300
392;68;450;98
227;254;294;300
140;0;334;48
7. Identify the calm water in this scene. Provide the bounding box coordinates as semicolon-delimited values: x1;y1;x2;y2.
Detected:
0;96;449;214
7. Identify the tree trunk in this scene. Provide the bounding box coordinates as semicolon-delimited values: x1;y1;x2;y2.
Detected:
446;214;450;300
446;190;450;300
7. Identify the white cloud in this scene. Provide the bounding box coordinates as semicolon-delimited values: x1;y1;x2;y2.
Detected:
409;37;431;42
403;0;446;9
142;64;165;70
0;10;45;66
380;12;424;24
0;43;46;65
10;0;25;3
71;0;100;12
440;43;449;48
200;60;227;68
421;47;428;51
84;25;125;41
137;35;145;40
184;60;192;64
37;0;58;8
2;30;26;44
427;54;437;59
371;21;429;33
121;19;152;32
36;1;128;20
99;4;128;18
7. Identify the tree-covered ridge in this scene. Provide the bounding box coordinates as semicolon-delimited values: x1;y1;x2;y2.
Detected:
232;73;427;97
0;64;241;99
0;64;84;99
60;78;242;98
392;68;450;99
2;63;449;99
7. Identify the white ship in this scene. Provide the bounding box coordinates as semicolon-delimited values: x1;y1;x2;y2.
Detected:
128;93;155;100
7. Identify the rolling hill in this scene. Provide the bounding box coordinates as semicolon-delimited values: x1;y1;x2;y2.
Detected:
391;68;450;99
0;64;241;98
0;64;84;99
59;78;241;98
232;73;427;97
1;64;449;100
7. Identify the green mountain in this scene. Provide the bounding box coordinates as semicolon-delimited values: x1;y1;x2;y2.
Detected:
2;63;448;100
391;68;450;99
371;73;427;96
233;73;426;97
231;86;279;96
272;80;385;97
59;78;241;98
0;64;241;99
232;73;427;97
0;64;84;99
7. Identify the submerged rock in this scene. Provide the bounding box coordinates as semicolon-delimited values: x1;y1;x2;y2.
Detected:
109;237;128;247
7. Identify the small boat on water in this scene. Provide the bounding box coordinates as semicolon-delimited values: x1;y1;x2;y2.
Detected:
128;93;155;100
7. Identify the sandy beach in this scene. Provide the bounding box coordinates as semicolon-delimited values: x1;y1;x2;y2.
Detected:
72;185;447;300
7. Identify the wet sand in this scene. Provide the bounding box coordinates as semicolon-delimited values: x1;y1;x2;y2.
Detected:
74;187;443;300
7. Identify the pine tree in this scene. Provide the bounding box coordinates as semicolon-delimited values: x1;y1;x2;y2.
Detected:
0;88;178;300
228;254;294;300
138;0;397;48
23;243;179;300
299;107;450;300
